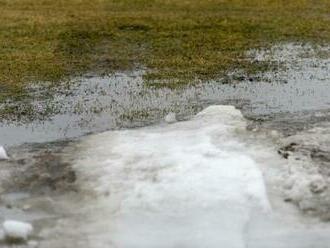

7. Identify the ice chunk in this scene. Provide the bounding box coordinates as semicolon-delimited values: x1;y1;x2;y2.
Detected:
28;240;39;247
72;105;270;247
0;146;9;160
3;220;33;241
60;105;330;248
164;112;176;123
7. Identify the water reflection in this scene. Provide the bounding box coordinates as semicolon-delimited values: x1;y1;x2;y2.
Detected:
0;43;329;146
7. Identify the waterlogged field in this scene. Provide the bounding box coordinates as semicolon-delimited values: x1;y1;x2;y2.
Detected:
1;1;330;247
1;43;329;146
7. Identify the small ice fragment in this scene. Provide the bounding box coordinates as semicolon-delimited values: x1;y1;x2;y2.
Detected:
3;220;33;241
164;112;176;123
22;204;31;211
270;130;279;138
0;146;9;160
28;240;38;247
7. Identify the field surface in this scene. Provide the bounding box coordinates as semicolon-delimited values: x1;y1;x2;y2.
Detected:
0;0;329;96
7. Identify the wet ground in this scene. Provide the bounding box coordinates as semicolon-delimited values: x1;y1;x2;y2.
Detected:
1;43;330;247
0;43;329;146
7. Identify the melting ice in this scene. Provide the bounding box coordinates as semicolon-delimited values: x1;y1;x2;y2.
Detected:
52;105;330;248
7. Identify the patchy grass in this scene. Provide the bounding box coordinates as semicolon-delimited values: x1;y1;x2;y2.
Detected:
0;0;329;95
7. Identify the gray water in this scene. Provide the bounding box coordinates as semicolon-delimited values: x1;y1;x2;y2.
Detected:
0;43;330;147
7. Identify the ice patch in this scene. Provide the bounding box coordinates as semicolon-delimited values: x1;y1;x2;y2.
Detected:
72;105;271;247
32;105;330;248
0;146;9;160
3;220;33;241
276;123;330;218
164;112;177;123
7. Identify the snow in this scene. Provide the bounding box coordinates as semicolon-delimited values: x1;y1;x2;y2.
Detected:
3;220;33;241
31;104;330;248
0;146;9;160
72;105;271;247
27;240;39;247
274;123;330;216
164;112;177;123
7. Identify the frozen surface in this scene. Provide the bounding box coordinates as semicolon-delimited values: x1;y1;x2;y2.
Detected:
274;122;330;219
0;146;8;160
2;220;33;241
72;106;269;248
43;105;329;248
164;112;177;123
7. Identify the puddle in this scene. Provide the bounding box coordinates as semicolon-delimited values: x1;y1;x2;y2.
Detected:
0;43;330;146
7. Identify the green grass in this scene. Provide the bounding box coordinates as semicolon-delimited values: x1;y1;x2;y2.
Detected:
0;0;329;96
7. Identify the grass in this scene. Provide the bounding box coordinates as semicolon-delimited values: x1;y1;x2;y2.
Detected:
0;0;329;98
